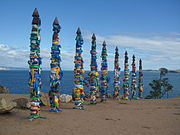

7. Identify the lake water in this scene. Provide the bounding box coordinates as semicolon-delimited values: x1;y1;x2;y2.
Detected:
0;70;179;98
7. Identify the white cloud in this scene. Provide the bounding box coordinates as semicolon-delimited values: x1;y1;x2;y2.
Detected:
0;44;75;70
84;33;180;70
0;32;180;70
0;44;28;67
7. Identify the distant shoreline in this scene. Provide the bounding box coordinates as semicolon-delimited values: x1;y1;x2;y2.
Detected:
0;68;180;73
143;69;180;73
0;66;180;73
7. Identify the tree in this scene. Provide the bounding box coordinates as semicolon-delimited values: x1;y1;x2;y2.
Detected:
161;78;173;98
146;68;173;99
159;68;168;80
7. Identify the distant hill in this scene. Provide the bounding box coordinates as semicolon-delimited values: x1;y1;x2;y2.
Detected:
169;69;180;73
0;66;180;73
143;69;180;73
143;69;159;72
0;66;27;70
0;66;50;71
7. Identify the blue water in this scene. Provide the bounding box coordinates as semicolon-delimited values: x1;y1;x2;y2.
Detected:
0;70;179;98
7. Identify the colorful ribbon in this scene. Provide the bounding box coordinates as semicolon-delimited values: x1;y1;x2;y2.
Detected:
113;47;120;98
100;41;108;102
73;28;85;109
28;8;42;120
88;34;99;104
49;17;63;112
138;59;144;98
131;55;137;99
123;51;129;100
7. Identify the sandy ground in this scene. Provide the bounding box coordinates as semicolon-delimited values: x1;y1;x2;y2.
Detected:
0;94;180;135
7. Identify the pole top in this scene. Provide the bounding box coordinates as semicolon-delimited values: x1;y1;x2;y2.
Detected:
132;55;135;59
139;59;142;66
53;17;59;25
92;33;96;40
125;51;128;55
103;41;106;46
32;8;39;17
76;27;81;35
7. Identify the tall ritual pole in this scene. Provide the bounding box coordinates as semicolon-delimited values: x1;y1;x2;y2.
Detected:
89;34;99;104
138;59;144;98
49;17;63;112
28;8;42;121
123;51;129;100
100;41;108;102
113;47;121;98
131;55;137;99
73;28;85;109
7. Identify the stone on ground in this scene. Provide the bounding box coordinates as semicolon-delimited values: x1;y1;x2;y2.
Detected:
60;94;72;103
0;98;16;113
0;85;9;94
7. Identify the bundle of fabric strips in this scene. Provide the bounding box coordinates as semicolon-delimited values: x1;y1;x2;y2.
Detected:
123;51;130;100
73;28;85;109
113;47;121;98
88;34;99;104
131;55;137;99
28;8;42;120
49;17;63;112
138;59;144;98
100;41;108;102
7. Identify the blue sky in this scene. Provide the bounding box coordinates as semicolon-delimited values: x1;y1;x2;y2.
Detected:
0;0;180;70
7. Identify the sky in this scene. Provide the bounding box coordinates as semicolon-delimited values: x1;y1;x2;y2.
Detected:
0;0;180;70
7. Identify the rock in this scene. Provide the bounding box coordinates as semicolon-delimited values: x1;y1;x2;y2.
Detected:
107;93;113;98
26;102;31;108
60;94;72;103
85;93;91;98
40;92;50;106
96;92;100;98
0;98;16;113
116;96;121;100
0;85;9;94
13;98;29;109
119;94;124;99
